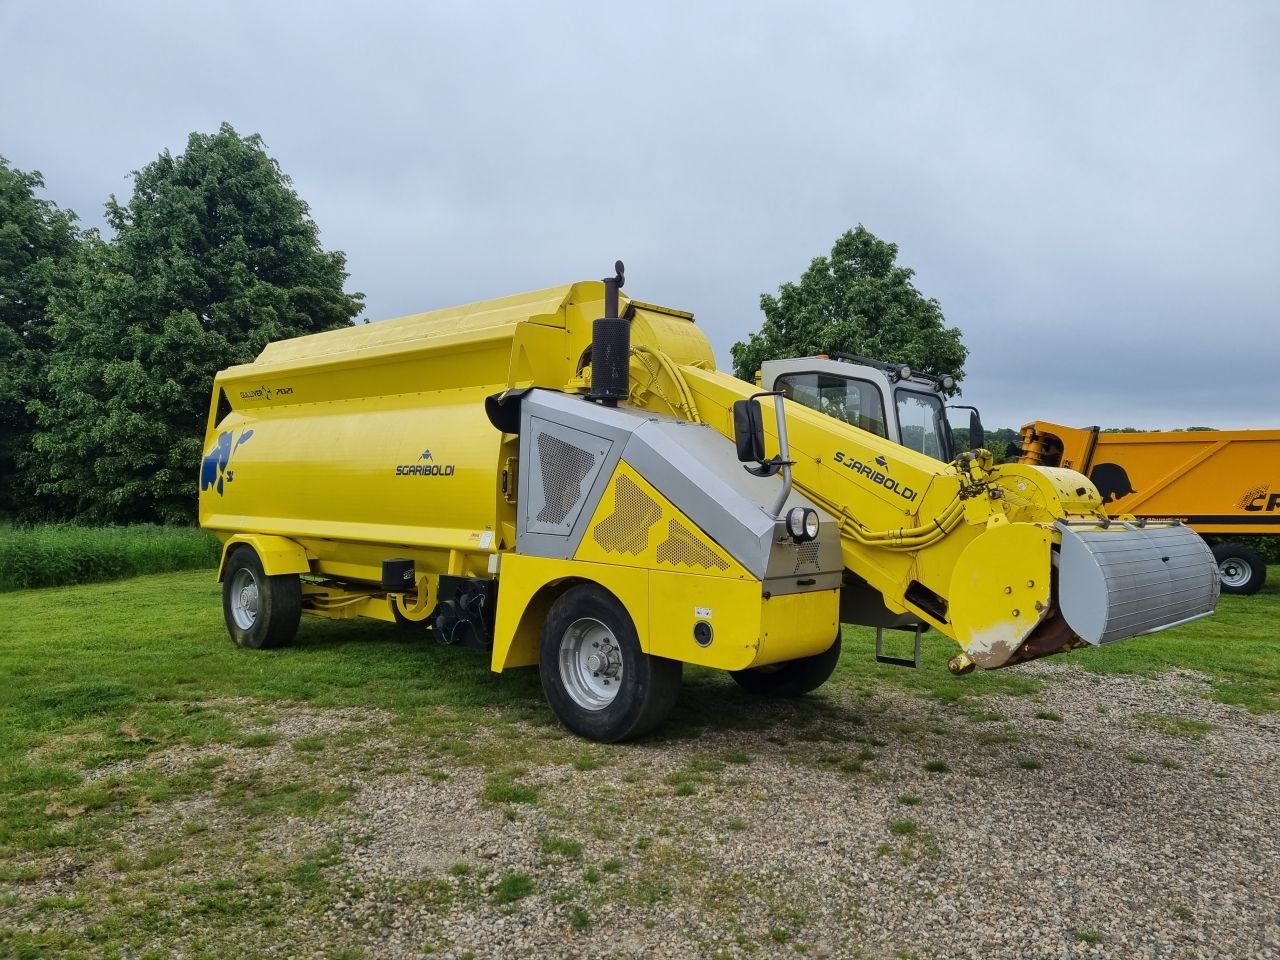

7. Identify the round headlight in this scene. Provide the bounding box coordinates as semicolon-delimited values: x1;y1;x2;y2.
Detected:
940;375;955;391
897;365;912;381
786;506;819;542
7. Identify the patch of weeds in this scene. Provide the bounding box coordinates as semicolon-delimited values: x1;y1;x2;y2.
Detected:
1211;769;1229;779
634;836;652;851
1125;754;1149;765
923;760;949;773
728;817;747;831
191;754;226;770
140;846;181;869
482;774;539;805
1096;705;1109;714
673;782;696;797
492;871;534;904
182;819;208;835
1170;904;1194;921
449;863;473;877
770;927;791;943
35;893;88;911
1018;758;1042;770
572;754;601;771
1074;930;1106;944
689;756;726;774
602;858;624;873
1034;710;1062;722
839;759;864;774
583;866;600;884
966;709;1003;723
874;842;893;857
897;794;923;806
569;905;591;931
720;750;751;764
1160;758;1184;770
1133;713;1215;739
539;835;583;858
888;819;917;837
291;736;326;753
237;731;279;748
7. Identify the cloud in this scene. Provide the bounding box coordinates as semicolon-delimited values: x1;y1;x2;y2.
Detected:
2;0;1275;429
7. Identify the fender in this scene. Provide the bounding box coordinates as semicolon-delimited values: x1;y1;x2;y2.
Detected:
216;534;311;581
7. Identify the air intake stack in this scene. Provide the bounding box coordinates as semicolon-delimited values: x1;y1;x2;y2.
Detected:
589;260;629;406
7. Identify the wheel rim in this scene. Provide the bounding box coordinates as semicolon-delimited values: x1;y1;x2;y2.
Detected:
229;567;260;630
558;617;622;711
1218;558;1252;589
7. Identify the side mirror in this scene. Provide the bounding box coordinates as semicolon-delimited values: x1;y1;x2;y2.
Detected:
732;399;766;463
969;408;986;452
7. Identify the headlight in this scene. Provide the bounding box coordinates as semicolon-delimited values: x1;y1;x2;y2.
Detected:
940;375;955;391
896;365;912;381
786;506;819;543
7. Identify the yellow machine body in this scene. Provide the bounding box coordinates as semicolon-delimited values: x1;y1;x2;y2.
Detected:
201;277;1217;685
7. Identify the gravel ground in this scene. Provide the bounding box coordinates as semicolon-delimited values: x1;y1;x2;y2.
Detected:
5;667;1278;959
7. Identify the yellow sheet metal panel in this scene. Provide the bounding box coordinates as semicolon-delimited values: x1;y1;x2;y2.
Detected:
216;533;311;580
573;461;752;581
946;522;1054;668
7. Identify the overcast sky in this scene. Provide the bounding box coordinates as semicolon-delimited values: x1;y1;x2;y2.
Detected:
3;1;1276;429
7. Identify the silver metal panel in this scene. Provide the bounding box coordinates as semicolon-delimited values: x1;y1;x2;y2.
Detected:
525;420;612;536
516;392;644;560
1058;521;1219;646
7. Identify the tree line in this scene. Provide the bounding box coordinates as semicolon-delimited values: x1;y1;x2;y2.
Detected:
1;124;364;523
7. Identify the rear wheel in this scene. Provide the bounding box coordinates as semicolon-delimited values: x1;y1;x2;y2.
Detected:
539;584;682;742
1212;542;1267;596
222;547;301;649
730;632;842;697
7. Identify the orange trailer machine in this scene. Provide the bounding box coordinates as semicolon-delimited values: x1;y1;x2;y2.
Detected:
1019;422;1280;594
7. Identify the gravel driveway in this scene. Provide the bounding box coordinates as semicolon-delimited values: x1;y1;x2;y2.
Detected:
6;665;1278;959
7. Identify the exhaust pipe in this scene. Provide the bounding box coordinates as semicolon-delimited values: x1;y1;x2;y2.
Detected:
590;260;629;406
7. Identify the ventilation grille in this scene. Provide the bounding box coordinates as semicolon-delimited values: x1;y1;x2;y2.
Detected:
657;519;730;571
794;542;822;573
593;475;661;554
535;432;596;525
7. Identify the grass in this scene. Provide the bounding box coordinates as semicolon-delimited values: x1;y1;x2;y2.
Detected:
0;523;218;591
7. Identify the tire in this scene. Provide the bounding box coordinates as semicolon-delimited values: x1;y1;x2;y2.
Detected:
222;546;302;649
539;584;682;742
730;632;842;697
1212;542;1267;596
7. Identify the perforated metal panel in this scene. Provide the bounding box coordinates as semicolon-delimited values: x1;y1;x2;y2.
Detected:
657;519;731;571
535;433;596;525
793;542;822;574
592;475;661;554
525;419;612;537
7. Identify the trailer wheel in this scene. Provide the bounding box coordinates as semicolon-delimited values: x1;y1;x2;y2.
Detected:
1212;542;1267;596
222;547;302;649
540;584;682;742
730;632;842;697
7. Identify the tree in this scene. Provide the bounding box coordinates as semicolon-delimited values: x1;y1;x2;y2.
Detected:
0;158;79;517
731;225;967;383
30;124;364;523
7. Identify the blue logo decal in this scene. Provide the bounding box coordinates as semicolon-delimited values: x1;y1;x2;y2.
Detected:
874;455;889;469
201;428;253;496
419;449;433;461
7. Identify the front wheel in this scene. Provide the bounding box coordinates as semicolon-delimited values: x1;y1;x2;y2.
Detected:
539;584;682;742
222;547;302;649
1212;542;1267;596
730;632;842;697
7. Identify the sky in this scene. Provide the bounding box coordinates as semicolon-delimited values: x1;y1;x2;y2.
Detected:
2;0;1276;430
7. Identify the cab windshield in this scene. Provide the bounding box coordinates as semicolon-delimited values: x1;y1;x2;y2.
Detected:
895;389;951;461
775;372;888;438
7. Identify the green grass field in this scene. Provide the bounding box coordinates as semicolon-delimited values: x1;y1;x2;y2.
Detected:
0;569;1275;956
0;524;218;592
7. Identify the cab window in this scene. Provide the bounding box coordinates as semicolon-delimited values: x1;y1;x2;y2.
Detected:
775;372;888;438
896;389;949;460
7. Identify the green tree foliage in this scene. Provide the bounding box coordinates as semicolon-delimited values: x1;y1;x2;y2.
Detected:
0;158;80;516
30;124;363;523
731;225;967;382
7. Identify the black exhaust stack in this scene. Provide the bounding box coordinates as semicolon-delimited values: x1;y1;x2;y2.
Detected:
589;260;628;406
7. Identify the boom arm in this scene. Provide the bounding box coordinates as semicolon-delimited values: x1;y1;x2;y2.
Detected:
625;355;1220;670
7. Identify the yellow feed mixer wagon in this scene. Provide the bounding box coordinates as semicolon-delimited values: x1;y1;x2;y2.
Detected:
199;263;1219;741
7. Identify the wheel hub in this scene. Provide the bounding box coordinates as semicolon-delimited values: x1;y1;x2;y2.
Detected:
229;568;260;630
559;618;623;711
